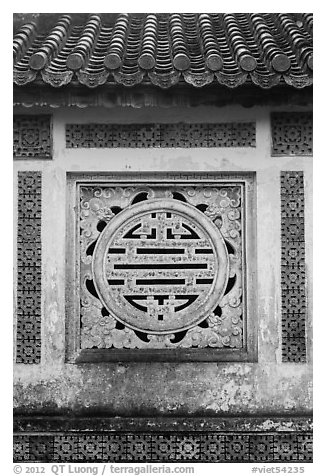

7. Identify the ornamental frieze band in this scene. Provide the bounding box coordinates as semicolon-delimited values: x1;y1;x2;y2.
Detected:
65;122;256;148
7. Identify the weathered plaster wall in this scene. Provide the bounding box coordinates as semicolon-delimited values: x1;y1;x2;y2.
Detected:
13;103;312;416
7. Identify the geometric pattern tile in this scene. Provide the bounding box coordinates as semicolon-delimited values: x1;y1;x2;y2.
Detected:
249;434;274;462
222;434;250;462
65;122;256;148
296;434;313;461
29;435;53;462
13;115;52;159
13;432;313;462
272;112;312;156
53;435;79;462
274;433;313;462
16;171;42;363
281;171;307;362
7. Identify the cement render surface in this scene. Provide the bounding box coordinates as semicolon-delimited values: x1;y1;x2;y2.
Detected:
13;104;312;416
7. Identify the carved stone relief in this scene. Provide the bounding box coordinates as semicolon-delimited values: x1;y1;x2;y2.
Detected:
14;115;52;159
65;123;256;148
281;171;306;362
78;183;245;351
272;112;312;156
16;171;42;363
14;431;312;462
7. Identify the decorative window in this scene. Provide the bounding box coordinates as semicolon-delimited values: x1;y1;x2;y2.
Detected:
13;115;52;159
16;171;42;363
271;112;312;156
66;173;256;362
65;122;256;148
281;171;306;362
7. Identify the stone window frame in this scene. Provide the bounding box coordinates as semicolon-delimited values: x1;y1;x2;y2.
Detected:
65;172;257;363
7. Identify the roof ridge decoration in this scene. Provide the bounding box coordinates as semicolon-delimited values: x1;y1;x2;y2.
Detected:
13;13;313;89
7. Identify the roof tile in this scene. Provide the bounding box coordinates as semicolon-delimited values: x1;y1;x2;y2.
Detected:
13;13;313;89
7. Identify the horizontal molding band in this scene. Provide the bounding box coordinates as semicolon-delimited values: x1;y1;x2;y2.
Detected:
14;415;313;433
13;84;313;109
13;416;313;462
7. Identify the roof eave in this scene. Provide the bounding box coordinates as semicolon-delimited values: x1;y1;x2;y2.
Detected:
13;82;313;109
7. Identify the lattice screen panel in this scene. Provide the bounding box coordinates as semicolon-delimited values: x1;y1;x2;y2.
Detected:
281;171;307;362
13;432;313;462
16;171;42;363
67;174;256;362
14;115;52;159
65;122;256;148
272;112;312;156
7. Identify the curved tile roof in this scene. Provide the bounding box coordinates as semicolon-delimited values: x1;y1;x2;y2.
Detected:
13;13;313;89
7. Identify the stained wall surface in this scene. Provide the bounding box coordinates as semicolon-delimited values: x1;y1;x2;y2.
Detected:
13;103;312;417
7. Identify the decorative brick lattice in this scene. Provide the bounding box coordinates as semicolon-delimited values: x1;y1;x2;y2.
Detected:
200;434;224;462
272;112;312;156
29;436;53;462
281;171;306;362
249;435;275;462
53;435;79;462
78;184;244;351
65;123;256;148
102;434;128;462
78;435;105;462
13;432;313;462
14;115;52;159
13;435;29;462
125;434;152;461
222;434;250;462
16;172;42;363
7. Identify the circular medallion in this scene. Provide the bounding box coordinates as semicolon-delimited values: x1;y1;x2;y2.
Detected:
92;199;229;334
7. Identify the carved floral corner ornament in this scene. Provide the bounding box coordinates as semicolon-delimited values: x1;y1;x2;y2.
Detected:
77;183;245;352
